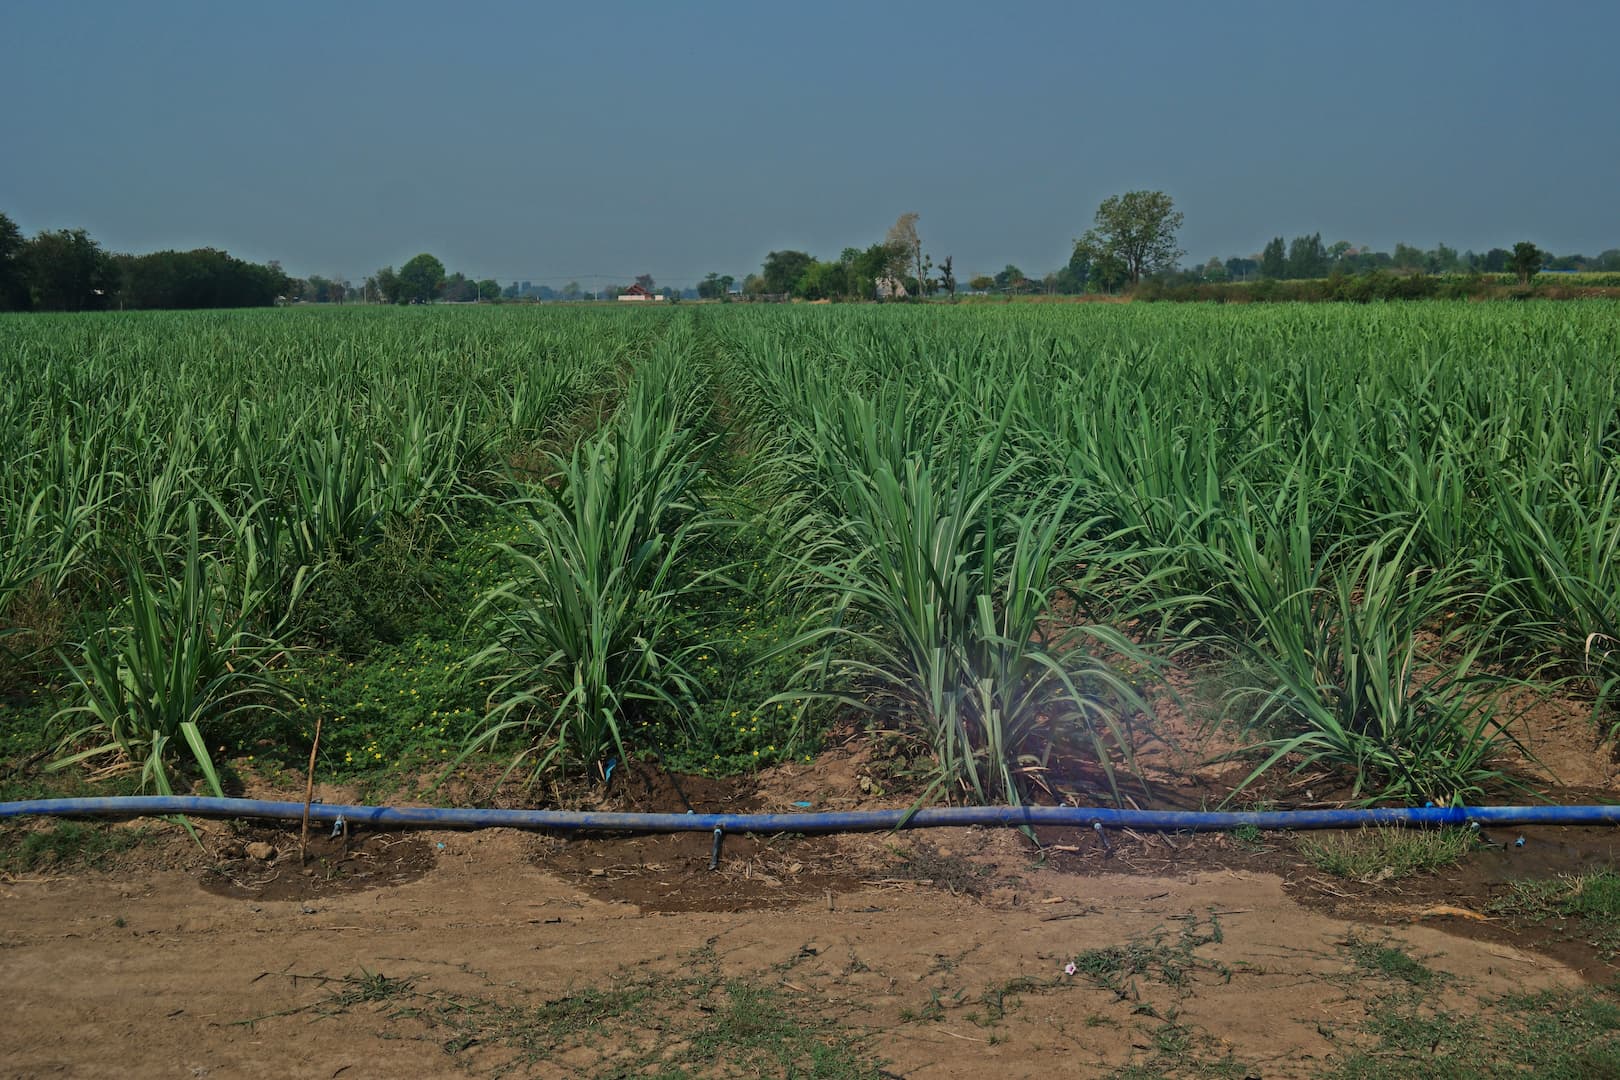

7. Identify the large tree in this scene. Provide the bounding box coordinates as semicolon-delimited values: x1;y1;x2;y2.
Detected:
993;264;1026;292
698;272;736;300
843;243;892;300
1259;237;1286;279
1391;243;1425;272
21;228;112;311
373;267;402;303
396;253;445;303
441;271;477;303
760;250;815;296
1088;250;1128;293
0;212;27;310
1424;243;1460;274
1509;241;1544;285
884;212;925;296
795;259;847;300
1076;190;1183;286
1286;233;1327;279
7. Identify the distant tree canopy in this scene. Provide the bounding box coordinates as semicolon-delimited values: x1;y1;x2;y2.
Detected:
113;249;289;309
1077;190;1183;285
9;206;1614;315
20;228;114;311
396;253;446;303
1510;241;1544;284
1392;242;1425;271
0;210;288;311
1260;237;1287;280
697;272;735;299
1225;256;1259;281
993;264;1028;292
1183;236;1613;287
760;250;816;296
0;213;27;311
1286;233;1328;279
747;245;887;300
365;254;496;304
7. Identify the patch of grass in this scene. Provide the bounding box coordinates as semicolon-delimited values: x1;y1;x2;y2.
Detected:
1229;823;1265;849
1069;913;1231;998
321;969;417;1009
892;912;1239;1065
222;518;514;785
1326;981;1620;1079
0;687;60;762
280;634;488;779
288;512;469;657
1107;1015;1253;1079
0;820;150;872
637;523;825;777
256;952;885;1079
969;975;1040;1025
0;745;152;868
1298;825;1474;883
1487;869;1620;957
1344;935;1443;988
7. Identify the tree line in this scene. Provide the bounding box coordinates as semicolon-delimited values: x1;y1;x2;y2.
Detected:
718;213;957;302
729;194;1178;300
722;193;1613;302
8;199;1613;313
0;212;295;312
1189;236;1618;285
367;254;501;304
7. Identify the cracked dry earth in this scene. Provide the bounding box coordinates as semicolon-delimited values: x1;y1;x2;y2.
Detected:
0;820;1583;1080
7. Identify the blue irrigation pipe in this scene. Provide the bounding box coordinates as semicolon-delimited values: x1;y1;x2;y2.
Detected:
3;796;1620;833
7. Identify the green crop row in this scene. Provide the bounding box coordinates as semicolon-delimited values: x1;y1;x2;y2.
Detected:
710;301;1620;803
5;301;1617;807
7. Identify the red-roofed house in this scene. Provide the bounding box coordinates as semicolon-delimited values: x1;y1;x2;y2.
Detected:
618;284;665;302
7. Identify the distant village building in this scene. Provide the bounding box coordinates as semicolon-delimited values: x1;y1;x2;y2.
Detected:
618;284;665;302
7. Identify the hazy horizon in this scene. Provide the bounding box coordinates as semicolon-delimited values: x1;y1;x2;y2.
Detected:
5;0;1617;287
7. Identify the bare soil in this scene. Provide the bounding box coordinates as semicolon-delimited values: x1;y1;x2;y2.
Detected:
4;703;1617;1078
0;814;1590;1080
198;825;438;903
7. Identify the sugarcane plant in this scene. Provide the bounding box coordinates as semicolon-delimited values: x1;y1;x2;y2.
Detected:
49;508;296;797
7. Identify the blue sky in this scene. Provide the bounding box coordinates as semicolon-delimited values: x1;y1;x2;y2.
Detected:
3;0;1616;286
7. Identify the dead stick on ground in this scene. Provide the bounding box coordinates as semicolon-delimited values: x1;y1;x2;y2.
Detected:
300;715;324;867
